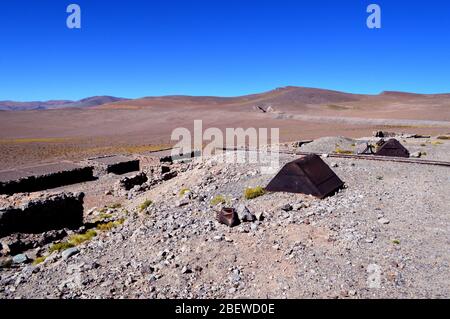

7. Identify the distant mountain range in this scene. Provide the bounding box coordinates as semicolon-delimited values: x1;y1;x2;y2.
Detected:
1;87;449;111
0;96;128;111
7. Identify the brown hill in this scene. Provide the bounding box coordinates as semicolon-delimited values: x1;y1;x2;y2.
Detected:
98;86;362;111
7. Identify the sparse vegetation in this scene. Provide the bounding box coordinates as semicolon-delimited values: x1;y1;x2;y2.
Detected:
97;213;113;221
437;135;450;140
431;141;443;145
210;195;226;206
244;186;266;200
334;147;353;155
97;222;116;231
108;203;122;209
139;199;153;212
376;176;384;181
68;229;97;246
48;224;120;255
32;256;47;265
96;219;125;231
327;104;348;111
118;144;171;154
179;188;191;197
0;137;74;144
49;242;75;254
392;239;401;245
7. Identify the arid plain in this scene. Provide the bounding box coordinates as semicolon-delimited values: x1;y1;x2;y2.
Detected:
1;86;449;170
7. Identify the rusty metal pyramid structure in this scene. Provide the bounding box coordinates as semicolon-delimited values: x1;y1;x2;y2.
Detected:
265;154;344;199
375;139;410;158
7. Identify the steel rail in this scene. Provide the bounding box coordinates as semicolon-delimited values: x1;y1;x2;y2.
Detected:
217;147;450;168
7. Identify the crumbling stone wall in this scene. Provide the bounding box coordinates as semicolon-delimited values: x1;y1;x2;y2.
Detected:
0;192;84;237
117;172;148;191
0;166;94;195
87;156;140;176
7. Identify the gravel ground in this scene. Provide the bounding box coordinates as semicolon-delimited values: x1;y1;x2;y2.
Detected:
1;137;449;299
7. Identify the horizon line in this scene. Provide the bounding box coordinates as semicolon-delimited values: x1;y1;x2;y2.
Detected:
1;86;450;103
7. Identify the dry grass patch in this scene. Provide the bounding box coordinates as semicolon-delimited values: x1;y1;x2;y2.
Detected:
32;256;47;265
0;137;74;144
210;195;227;206
244;186;266;200
179;188;191;197
68;229;97;246
49;242;75;254
327;104;349;111
96;219;125;231
334;147;353;155
139;199;153;212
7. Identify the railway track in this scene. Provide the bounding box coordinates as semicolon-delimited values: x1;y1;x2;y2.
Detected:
294;151;450;167
218;147;450;168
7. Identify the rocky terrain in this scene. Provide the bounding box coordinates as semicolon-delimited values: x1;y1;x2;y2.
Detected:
1;135;449;299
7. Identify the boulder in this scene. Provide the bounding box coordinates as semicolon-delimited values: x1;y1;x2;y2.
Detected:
237;205;256;222
62;247;80;260
12;253;29;264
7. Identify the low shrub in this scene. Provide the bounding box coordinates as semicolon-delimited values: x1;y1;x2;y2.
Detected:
210;195;226;206
32;256;47;265
98;213;113;220
96;219;125;231
49;242;74;253
68;229;97;246
139;200;153;212
179;188;191;197
244;186;266;200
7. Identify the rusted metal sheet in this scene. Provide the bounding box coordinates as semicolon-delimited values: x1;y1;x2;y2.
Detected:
216;208;240;227
375;139;410;158
265;154;344;199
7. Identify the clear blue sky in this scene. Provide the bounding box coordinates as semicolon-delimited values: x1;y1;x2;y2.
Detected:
0;0;449;101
